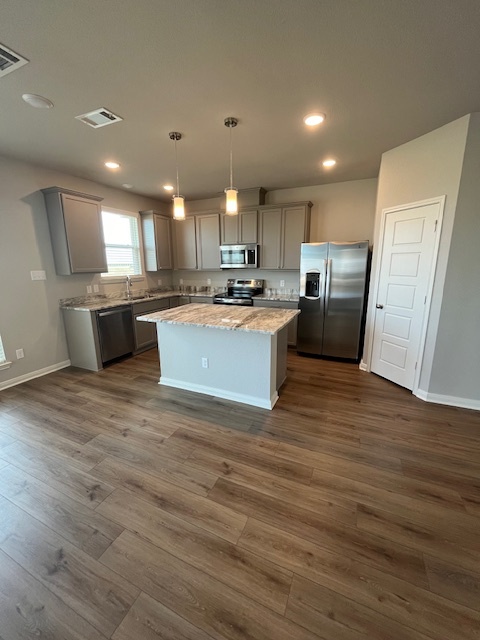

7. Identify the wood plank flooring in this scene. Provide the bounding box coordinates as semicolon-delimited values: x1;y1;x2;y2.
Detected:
0;350;480;639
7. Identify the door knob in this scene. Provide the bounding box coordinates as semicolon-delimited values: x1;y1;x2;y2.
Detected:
376;303;384;309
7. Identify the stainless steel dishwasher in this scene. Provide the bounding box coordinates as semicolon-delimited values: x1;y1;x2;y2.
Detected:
96;306;134;364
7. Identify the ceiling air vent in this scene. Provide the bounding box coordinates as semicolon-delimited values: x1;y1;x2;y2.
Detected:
0;44;29;78
75;107;123;129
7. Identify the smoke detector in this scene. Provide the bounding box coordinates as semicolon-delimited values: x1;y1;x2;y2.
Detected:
75;107;123;129
0;43;29;78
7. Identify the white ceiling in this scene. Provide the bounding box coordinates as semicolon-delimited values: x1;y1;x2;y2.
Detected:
2;0;480;201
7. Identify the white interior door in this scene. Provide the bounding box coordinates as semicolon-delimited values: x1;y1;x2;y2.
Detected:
371;202;440;390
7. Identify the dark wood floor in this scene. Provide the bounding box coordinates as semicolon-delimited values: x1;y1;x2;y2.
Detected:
0;350;480;639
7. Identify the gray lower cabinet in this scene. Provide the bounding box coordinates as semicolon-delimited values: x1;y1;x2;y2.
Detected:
253;299;299;347
133;299;170;353
175;296;191;305
190;296;213;304
42;187;107;275
63;297;179;370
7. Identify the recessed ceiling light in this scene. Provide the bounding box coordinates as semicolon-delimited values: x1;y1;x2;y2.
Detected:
122;183;133;189
22;93;54;109
105;161;120;169
163;184;174;191
323;159;336;167
304;113;325;126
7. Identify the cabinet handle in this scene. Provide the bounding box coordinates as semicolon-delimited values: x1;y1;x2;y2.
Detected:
376;303;384;309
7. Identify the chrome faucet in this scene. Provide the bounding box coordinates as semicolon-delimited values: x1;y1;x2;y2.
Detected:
125;275;133;299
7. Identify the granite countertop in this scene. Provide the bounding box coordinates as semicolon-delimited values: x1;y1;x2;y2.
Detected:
138;303;300;335
60;290;220;312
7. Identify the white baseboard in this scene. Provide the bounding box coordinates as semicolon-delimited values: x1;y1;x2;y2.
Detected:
415;388;480;411
159;376;278;410
0;360;71;391
359;359;368;372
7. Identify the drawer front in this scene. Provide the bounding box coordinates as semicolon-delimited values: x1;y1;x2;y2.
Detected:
133;299;170;315
253;300;298;309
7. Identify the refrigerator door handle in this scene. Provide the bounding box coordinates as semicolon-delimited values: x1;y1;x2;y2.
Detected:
324;258;332;314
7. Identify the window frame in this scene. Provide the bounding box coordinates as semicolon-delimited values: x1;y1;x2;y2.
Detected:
0;334;11;370
100;207;145;281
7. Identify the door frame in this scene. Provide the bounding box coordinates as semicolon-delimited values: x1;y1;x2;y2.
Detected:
365;195;445;394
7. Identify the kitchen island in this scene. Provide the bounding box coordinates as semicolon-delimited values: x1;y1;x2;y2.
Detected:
138;303;300;409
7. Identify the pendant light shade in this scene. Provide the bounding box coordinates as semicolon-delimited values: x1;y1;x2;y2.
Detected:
169;131;185;221
224;117;238;216
173;195;185;220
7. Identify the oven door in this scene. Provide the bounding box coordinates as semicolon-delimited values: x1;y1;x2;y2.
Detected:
220;244;258;269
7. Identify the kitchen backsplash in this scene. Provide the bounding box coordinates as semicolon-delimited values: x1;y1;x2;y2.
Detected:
172;269;301;294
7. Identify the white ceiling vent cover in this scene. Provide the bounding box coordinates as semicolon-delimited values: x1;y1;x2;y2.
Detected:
75;108;123;128
0;44;29;78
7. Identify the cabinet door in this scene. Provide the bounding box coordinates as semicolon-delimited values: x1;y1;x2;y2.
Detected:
62;194;107;273
259;209;282;269
239;210;258;244
196;213;220;270
173;218;197;269
133;315;157;351
220;214;238;245
282;206;308;269
287;314;298;347
154;215;173;269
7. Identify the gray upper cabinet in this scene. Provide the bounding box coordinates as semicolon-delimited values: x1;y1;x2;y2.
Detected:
42;187;107;275
196;213;220;270
173;213;221;270
259;208;282;269
140;210;172;271
173;217;197;269
259;203;311;270
220;209;258;245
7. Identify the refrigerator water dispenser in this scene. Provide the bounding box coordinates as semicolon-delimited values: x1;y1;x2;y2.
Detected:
305;272;320;298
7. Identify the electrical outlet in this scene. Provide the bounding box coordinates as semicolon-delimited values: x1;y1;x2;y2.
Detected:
30;270;46;281
86;285;92;294
16;349;24;359
93;284;99;293
179;278;184;285
207;278;211;286
201;357;209;369
157;279;162;286
280;279;285;288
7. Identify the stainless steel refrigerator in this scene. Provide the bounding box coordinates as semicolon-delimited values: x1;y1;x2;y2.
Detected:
297;241;369;360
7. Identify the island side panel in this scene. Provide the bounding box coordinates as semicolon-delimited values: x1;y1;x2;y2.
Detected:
276;326;288;390
156;323;278;409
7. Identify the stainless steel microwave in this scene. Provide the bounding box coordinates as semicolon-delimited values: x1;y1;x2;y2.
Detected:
220;244;259;269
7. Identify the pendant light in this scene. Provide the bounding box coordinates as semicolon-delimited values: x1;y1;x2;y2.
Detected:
169;131;185;221
224;117;239;216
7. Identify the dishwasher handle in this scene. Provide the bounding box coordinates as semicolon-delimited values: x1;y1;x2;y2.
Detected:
97;308;131;318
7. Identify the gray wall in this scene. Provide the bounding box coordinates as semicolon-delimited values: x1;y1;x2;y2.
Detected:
428;114;480;400
0;154;169;387
265;179;377;244
363;115;470;398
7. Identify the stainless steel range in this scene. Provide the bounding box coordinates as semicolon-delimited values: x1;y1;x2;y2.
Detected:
213;279;264;306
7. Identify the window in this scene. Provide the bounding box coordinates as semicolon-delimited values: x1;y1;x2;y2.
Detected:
101;209;142;277
0;335;6;365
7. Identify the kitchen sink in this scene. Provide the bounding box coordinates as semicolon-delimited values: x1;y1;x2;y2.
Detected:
123;293;154;301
